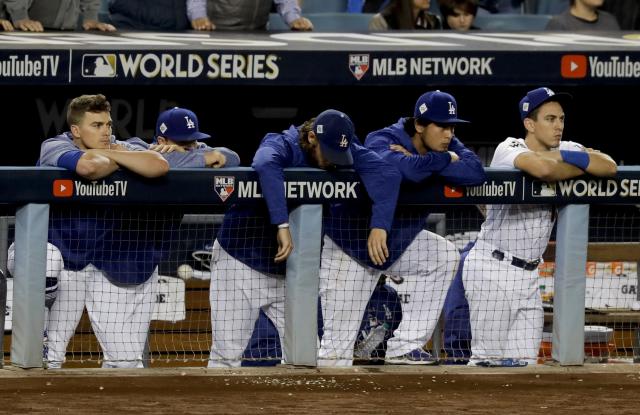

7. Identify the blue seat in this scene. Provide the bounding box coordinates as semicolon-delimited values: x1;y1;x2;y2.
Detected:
301;0;347;13
535;0;569;15
474;13;552;31
268;13;290;31
269;12;375;32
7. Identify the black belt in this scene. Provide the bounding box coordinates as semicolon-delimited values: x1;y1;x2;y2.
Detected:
492;250;540;271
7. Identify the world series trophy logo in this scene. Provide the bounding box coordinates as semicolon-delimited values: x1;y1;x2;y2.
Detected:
349;54;370;80
214;176;235;202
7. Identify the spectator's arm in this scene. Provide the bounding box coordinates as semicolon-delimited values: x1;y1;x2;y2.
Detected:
186;0;207;20
80;0;100;23
275;0;313;30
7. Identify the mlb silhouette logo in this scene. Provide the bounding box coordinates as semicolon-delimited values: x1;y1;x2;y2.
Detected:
531;181;556;197
82;54;116;78
214;176;235;202
349;54;369;80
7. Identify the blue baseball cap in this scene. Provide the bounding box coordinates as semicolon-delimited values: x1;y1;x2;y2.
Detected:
155;107;210;142
312;109;355;166
519;87;572;120
414;90;469;124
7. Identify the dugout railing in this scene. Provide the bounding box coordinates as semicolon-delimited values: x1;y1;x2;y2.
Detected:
2;167;639;368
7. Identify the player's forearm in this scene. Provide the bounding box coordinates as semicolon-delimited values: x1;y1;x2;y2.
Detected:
94;149;170;178
584;151;617;177
77;151;119;180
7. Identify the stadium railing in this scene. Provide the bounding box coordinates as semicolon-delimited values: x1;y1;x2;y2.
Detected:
269;12;375;32
2;167;640;368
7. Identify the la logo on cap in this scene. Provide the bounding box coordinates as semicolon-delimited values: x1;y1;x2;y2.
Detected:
184;116;195;129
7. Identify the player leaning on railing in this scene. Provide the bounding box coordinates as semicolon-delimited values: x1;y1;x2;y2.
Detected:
37;94;168;368
361;90;486;365
463;87;617;367
207;109;401;367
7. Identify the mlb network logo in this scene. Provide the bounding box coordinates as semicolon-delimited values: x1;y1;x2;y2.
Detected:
349;54;369;80
214;176;235;202
82;54;117;78
53;179;73;197
561;55;587;79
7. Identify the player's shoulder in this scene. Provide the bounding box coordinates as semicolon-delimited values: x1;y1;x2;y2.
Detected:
559;140;586;152
497;136;527;150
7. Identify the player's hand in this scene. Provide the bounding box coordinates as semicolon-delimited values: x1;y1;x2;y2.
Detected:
275;227;293;263
290;17;313;31
390;144;412;157
108;143;126;151
83;20;116;32
149;143;186;154
15;19;43;32
0;19;14;31
205;151;227;168
367;228;388;266
448;151;460;162
191;17;214;31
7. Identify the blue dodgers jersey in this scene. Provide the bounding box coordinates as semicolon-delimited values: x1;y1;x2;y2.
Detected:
40;133;171;285
364;118;486;266
216;126;307;276
216;125;401;274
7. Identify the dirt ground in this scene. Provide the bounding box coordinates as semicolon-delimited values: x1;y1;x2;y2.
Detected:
1;365;639;414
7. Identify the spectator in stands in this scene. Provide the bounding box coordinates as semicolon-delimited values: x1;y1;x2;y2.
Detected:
0;0;14;31
369;0;442;30
186;0;313;31
546;0;620;31
601;0;640;30
107;0;190;31
439;0;479;30
3;0;115;31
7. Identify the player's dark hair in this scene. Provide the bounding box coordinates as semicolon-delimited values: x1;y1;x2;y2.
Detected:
298;117;316;155
527;106;542;121
67;94;111;126
403;117;431;136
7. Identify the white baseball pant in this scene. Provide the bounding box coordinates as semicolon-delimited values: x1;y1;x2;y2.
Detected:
462;241;543;365
208;240;287;368
46;264;157;369
318;230;459;366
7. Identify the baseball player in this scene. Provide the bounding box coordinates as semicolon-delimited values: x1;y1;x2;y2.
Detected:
241;276;403;366
146;107;240;169
39;94;169;368
463;87;617;366
327;90;484;366
208;109;401;367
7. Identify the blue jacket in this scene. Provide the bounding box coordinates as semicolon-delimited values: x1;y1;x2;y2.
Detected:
216;124;402;274
364;118;486;264
39;133;172;285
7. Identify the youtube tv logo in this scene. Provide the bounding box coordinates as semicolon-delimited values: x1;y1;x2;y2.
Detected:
53;179;73;197
561;55;587;79
444;185;464;198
